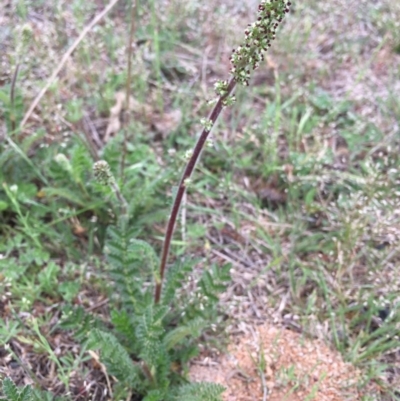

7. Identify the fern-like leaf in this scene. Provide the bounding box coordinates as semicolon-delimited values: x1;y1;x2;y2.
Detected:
17;386;32;401
87;329;143;390
172;382;225;401
199;264;230;303
70;143;92;184
183;264;231;321
135;305;168;368
2;379;19;401
59;306;104;341
1;378;33;401
161;259;196;305
142;389;165;401
110;309;136;339
42;187;87;207
163;318;205;350
31;389;65;401
105;223;158;312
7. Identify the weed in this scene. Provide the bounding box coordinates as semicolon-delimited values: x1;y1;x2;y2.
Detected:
2;0;400;400
69;2;292;400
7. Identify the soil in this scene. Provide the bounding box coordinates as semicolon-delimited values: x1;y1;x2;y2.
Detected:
190;323;377;401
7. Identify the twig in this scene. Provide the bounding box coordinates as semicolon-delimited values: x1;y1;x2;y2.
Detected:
81;114;101;159
120;0;137;181
88;350;113;399
86;297;109;312
206;233;253;267
20;0;121;128
6;341;41;389
210;248;242;269
58;114;99;160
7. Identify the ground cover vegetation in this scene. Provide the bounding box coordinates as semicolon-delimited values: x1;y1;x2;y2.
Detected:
0;0;400;400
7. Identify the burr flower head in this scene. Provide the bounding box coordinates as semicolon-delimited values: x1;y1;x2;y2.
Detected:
93;160;114;186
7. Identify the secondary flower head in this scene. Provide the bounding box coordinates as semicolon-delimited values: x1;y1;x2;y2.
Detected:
54;153;72;173
93;160;114;186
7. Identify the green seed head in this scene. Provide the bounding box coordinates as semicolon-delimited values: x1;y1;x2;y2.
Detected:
93;160;114;186
231;1;291;85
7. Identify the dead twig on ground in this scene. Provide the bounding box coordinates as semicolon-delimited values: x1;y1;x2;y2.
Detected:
20;0;121;128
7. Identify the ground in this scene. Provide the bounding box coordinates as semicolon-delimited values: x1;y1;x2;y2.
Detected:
1;0;400;400
190;322;375;401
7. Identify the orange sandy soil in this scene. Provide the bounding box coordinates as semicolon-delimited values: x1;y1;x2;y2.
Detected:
190;323;378;401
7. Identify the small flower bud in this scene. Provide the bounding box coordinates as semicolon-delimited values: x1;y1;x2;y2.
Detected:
184;149;193;160
222;95;236;107
54;153;72;173
200;118;213;132
183;178;192;187
21;23;33;47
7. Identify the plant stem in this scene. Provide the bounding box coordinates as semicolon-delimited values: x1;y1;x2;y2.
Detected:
154;77;236;303
110;180;128;218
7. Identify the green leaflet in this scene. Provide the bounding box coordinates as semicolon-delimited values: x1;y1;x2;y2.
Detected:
1;378;33;401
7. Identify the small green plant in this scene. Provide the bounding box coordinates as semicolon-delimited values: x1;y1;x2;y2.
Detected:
83;2;292;400
0;378;33;401
0;377;65;401
83;205;230;400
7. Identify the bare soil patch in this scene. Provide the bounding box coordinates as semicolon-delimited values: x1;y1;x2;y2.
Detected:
190;323;377;401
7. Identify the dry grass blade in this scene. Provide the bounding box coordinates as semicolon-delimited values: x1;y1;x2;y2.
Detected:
120;0;137;181
10;63;20;133
20;0;121;128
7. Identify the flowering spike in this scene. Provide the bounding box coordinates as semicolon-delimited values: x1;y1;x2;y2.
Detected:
230;0;291;85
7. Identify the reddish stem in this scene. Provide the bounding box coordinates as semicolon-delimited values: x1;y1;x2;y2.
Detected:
154;77;236;303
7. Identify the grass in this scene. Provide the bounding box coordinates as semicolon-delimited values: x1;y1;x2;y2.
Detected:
1;0;400;399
